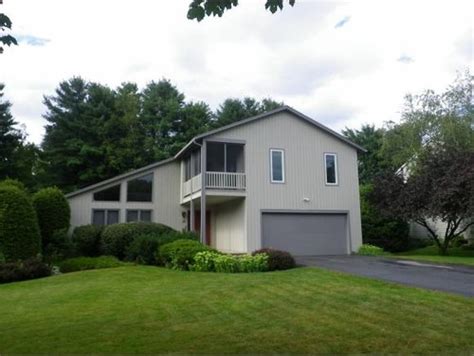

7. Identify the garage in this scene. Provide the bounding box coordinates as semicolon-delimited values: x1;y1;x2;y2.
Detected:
261;212;349;256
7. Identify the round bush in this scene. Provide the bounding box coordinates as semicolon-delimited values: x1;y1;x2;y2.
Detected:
0;178;26;191
158;239;211;270
126;234;162;265
32;187;70;249
252;248;295;271
73;225;104;257
101;222;174;260
0;185;41;261
0;257;51;284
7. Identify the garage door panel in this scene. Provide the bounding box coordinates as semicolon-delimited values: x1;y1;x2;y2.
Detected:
262;213;348;256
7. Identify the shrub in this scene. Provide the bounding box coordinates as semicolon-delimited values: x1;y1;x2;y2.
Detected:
252;248;295;271
126;234;161;265
101;222;174;260
239;253;269;273
58;256;127;273
43;229;75;262
0;185;41;261
0;257;51;284
357;244;387;256
0;178;26;191
32;187;71;249
73;225;104;257
158;239;211;270
192;251;268;273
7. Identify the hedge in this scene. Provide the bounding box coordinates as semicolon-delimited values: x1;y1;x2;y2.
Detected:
0;185;41;261
158;239;211;270
73;225;104;257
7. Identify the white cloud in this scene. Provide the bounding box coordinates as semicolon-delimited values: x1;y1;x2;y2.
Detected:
1;0;472;144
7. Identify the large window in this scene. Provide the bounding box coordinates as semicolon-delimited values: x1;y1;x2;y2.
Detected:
270;149;285;183
93;184;120;201
126;209;152;222
127;173;153;202
92;209;119;226
324;153;338;185
206;142;244;173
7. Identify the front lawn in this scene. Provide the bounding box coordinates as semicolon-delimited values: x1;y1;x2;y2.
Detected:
0;266;473;354
395;246;474;267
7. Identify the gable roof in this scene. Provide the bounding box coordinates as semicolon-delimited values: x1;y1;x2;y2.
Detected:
66;106;365;198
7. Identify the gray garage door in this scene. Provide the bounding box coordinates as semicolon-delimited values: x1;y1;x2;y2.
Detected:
261;212;348;256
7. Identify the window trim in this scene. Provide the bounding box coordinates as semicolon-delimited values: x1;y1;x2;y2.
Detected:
126;209;153;223
91;209;120;226
324;152;338;186
270;148;285;184
126;172;154;203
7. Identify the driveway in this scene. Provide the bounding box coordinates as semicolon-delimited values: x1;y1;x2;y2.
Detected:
296;255;474;297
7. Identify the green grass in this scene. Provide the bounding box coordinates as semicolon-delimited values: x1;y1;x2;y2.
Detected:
395;246;474;266
0;266;473;354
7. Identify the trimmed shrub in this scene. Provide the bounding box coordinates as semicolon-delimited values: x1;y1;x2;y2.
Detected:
158;239;211;270
252;248;295;271
0;185;41;261
43;229;75;262
192;251;269;273
101;222;174;260
73;225;104;257
0;257;51;284
32;187;70;249
126;234;161;265
357;244;387;256
58;256;127;273
0;178;26;191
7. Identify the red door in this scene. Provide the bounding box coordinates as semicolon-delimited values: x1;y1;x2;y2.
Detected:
188;210;211;246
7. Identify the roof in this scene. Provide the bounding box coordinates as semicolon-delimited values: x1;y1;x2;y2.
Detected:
66;106;365;198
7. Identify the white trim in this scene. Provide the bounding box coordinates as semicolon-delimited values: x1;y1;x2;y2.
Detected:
324;153;338;185
270;149;285;184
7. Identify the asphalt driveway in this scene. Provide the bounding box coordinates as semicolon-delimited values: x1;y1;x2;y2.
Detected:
296;255;474;297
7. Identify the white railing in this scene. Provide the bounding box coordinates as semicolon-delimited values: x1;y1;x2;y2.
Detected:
206;171;246;190
182;174;202;197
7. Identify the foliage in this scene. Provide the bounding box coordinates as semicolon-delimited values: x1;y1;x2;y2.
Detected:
370;148;474;255
357;244;388;256
0;178;25;191
101;222;174;260
359;184;411;252
192;251;269;273
32;187;70;249
252;248;295;270
0;185;41;261
0;13;18;54
72;225;104;257
58;256;127;273
42;229;75;262
0;257;51;284
395;245;474;266
158;239;211;270
187;0;296;21
125;234;162;265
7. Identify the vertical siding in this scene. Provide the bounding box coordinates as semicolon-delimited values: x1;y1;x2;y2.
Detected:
207;111;363;253
211;199;246;253
68;161;185;231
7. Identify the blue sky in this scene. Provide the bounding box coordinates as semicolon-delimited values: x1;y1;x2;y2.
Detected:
1;0;472;144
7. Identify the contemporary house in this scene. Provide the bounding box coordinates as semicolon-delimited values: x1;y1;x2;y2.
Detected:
67;106;366;256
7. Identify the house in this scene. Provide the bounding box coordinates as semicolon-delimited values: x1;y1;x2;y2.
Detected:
66;106;366;256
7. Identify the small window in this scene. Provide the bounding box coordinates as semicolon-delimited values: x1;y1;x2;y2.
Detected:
127;173;153;202
92;209;120;226
126;209;152;222
270;149;285;183
93;184;121;201
325;153;338;185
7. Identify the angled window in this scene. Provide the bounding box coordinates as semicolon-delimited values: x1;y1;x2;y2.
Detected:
92;209;120;226
324;153;338;185
126;209;152;222
270;149;285;183
127;173;153;202
93;184;121;202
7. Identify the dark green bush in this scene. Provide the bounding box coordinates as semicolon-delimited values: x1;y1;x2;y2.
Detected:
0;178;26;191
58;256;127;273
43;229;75;262
101;222;175;260
0;185;41;261
126;234;161;265
32;187;70;249
158;239;211;270
73;225;104;257
0;257;51;284
252;248;295;271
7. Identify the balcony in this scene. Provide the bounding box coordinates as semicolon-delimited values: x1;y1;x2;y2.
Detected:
182;171;246;198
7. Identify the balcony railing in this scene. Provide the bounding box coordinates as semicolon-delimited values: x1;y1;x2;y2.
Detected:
182;172;246;198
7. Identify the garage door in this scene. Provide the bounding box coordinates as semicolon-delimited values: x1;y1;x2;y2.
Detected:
261;212;348;256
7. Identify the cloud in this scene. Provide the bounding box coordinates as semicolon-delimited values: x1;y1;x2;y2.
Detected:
15;35;50;46
397;55;414;64
335;16;351;29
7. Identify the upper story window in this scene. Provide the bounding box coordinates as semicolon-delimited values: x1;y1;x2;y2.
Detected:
270;149;285;183
127;173;153;202
184;150;201;181
324;153;338;185
93;184;120;202
207;142;245;173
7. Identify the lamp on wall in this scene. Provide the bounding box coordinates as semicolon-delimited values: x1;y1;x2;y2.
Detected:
303;197;310;202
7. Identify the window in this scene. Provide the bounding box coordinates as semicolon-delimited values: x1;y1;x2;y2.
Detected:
324;153;338;185
184;151;201;181
127;173;153;202
206;142;245;173
92;209;119;226
93;184;120;201
126;209;152;222
207;142;225;172
270;149;285;183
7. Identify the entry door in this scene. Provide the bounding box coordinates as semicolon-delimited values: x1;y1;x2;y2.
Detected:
190;210;211;246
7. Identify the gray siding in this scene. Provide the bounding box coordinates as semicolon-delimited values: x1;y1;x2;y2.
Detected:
206;111;363;253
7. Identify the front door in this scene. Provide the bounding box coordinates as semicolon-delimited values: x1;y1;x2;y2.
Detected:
188;210;211;246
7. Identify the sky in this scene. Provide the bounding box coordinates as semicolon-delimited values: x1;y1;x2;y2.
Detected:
1;0;473;145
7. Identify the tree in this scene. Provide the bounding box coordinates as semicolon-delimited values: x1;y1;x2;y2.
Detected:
370;148;474;255
188;0;296;21
0;11;17;54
